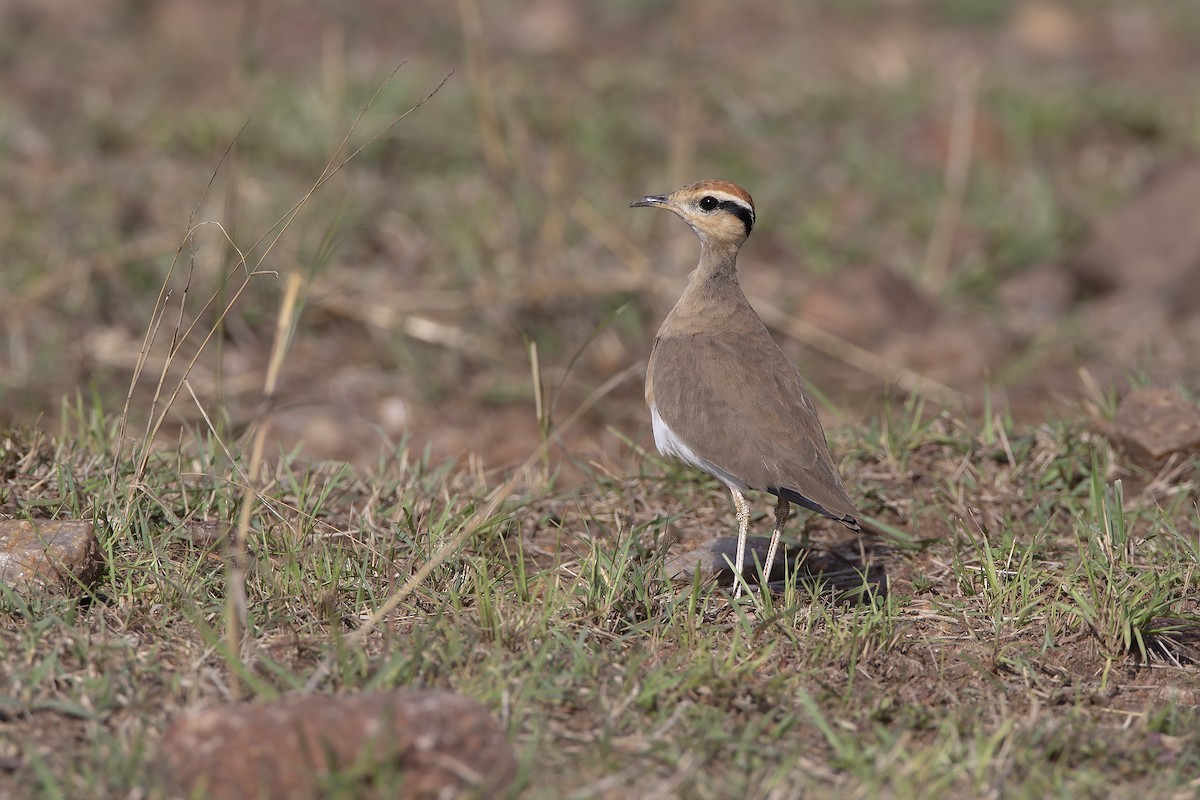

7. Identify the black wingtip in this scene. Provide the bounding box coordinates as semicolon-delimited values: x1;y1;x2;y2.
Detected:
771;486;861;532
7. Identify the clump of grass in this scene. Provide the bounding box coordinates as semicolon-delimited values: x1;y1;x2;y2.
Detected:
1059;469;1196;664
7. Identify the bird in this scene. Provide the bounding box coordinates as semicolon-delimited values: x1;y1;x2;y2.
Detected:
631;179;861;596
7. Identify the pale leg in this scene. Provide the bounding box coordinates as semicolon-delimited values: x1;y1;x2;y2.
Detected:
729;487;750;598
763;497;790;589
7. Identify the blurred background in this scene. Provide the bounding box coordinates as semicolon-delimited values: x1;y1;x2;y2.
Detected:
2;0;1199;474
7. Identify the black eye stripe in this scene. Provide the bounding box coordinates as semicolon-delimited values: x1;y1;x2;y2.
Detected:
716;199;755;236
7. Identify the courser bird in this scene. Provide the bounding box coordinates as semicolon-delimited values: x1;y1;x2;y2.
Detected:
632;179;861;595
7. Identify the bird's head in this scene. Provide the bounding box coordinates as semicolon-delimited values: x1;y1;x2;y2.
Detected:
630;179;756;249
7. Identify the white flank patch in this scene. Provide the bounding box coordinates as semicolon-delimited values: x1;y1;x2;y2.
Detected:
651;406;747;491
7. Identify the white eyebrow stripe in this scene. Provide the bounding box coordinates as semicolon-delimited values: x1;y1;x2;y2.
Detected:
708;193;755;219
707;192;751;207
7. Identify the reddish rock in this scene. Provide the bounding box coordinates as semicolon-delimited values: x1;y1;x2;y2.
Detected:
162;690;517;800
1113;387;1200;461
0;520;99;593
1068;159;1200;314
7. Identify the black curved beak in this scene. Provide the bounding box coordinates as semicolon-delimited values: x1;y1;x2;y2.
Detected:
630;194;669;208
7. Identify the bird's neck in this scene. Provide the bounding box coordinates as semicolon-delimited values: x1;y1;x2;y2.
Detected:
690;242;742;283
658;244;751;337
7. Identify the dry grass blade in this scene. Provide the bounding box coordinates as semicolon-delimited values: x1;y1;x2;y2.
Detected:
128;221;259;488
111;125;249;494
242;63;451;270
225;272;303;697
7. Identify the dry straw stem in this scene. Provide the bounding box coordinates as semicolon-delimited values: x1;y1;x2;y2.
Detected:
529;339;546;432
112;130;245;499
230;69;453;685
922;61;980;293
304;361;642;692
225;271;303;698
127;221;258;486
113;124;265;505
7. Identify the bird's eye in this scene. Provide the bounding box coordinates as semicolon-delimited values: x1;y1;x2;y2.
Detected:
699;196;718;211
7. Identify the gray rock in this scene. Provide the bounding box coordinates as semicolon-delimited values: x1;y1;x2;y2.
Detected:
0;520;99;593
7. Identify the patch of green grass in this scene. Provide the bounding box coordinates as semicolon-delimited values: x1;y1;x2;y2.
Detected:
4;388;1200;798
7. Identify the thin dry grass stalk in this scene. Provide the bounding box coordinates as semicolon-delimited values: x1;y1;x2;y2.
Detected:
226;272;303;697
112;129;248;504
